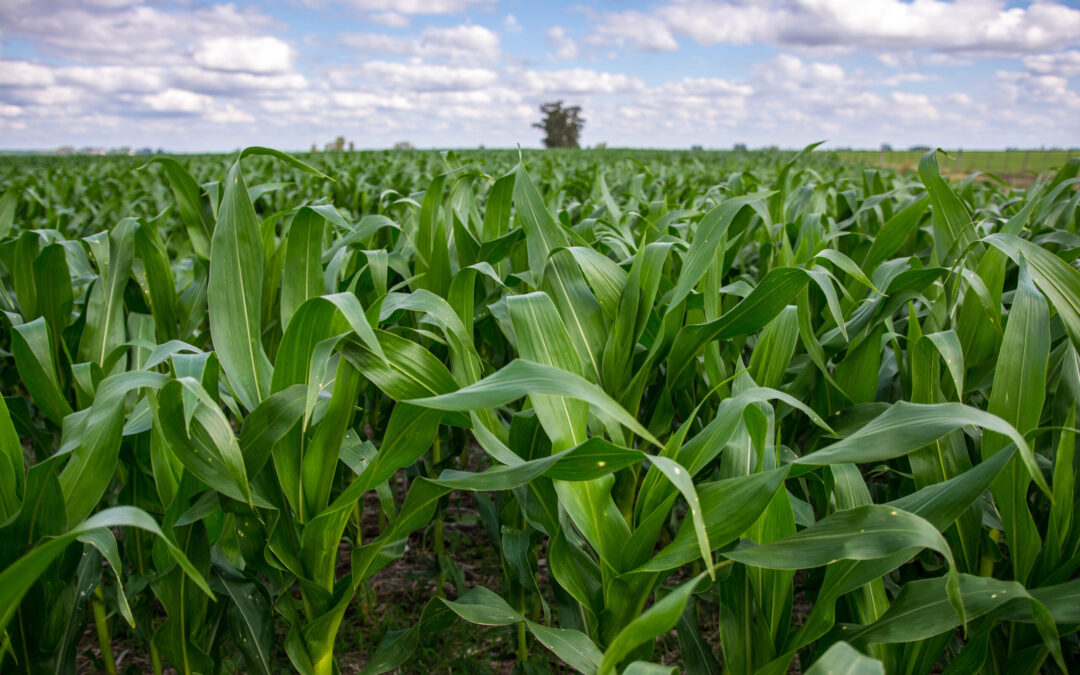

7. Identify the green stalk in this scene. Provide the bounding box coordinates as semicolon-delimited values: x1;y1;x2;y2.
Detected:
150;642;163;675
517;585;528;663
432;433;445;597
92;585;117;675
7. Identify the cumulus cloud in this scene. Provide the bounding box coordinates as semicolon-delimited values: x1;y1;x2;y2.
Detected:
546;26;579;60
57;65;164;93
340;33;413;54
335;0;491;14
417;24;500;62
143;88;213;114
0;0;277;63
0;61;55;87
592;0;1080;55
193;37;295;74
356;61;499;92
0;1;307;144
588;11;679;52
997;69;1080;109
753;54;846;87
888;91;940;120
171;67;309;96
1022;50;1080;77
343;24;500;62
522;69;646;94
369;11;410;27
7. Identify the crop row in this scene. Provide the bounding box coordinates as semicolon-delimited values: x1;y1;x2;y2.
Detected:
0;146;1078;673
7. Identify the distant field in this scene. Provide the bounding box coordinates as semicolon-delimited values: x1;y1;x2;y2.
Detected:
834;149;1080;175
5;148;1080;675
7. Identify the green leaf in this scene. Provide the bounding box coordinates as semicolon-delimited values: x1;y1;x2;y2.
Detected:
408;359;660;447
636;467;789;574
795;401;1049;497
12;317;72;425
725;504;966;629
144;157;214;258
598;574;706;675
209;158;273;410
805;642;883;675
919;150;974;265
0;506;212;638
238;146;332;180
215;567;274;675
982;256;1048;583
514;163;570;279
984;232;1080;350
281;207;327;331
79;219;135;372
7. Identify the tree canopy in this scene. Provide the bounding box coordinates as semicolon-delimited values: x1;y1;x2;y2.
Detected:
533;101;584;148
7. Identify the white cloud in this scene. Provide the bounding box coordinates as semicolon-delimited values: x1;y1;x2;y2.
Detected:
343;24;500;63
591;0;1080;55
417;24;500;62
753;54;846;87
143;88;213;114
9;85;83;106
589;10;679;52
331;91;413;110
657;77;754;98
1022;50;1080;77
341;33;412;54
357;61;499;91
336;0;491;14
171;67;309;95
0;0;276;63
504;14;522;34
193;37;295;74
878;53;902;68
523;69;646;94
207;105;255;124
369;11;410;27
546;26;579;60
0;61;55;87
997;69;1080;109
889;91;940;120
57;65;164;93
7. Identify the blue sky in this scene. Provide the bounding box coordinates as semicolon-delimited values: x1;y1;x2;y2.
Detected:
2;0;1080;151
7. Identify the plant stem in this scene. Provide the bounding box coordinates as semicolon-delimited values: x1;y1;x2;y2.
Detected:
432;433;445;597
517;585;528;663
150;642;163;675
92;585;117;675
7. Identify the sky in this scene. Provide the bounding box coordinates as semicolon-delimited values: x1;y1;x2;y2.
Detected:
1;0;1080;152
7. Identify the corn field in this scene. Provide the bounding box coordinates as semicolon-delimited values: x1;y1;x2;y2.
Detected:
1;145;1079;674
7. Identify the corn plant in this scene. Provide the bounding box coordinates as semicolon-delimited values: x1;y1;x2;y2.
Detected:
0;146;1078;674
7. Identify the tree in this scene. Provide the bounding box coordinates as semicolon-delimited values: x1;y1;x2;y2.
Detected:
533;101;584;148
